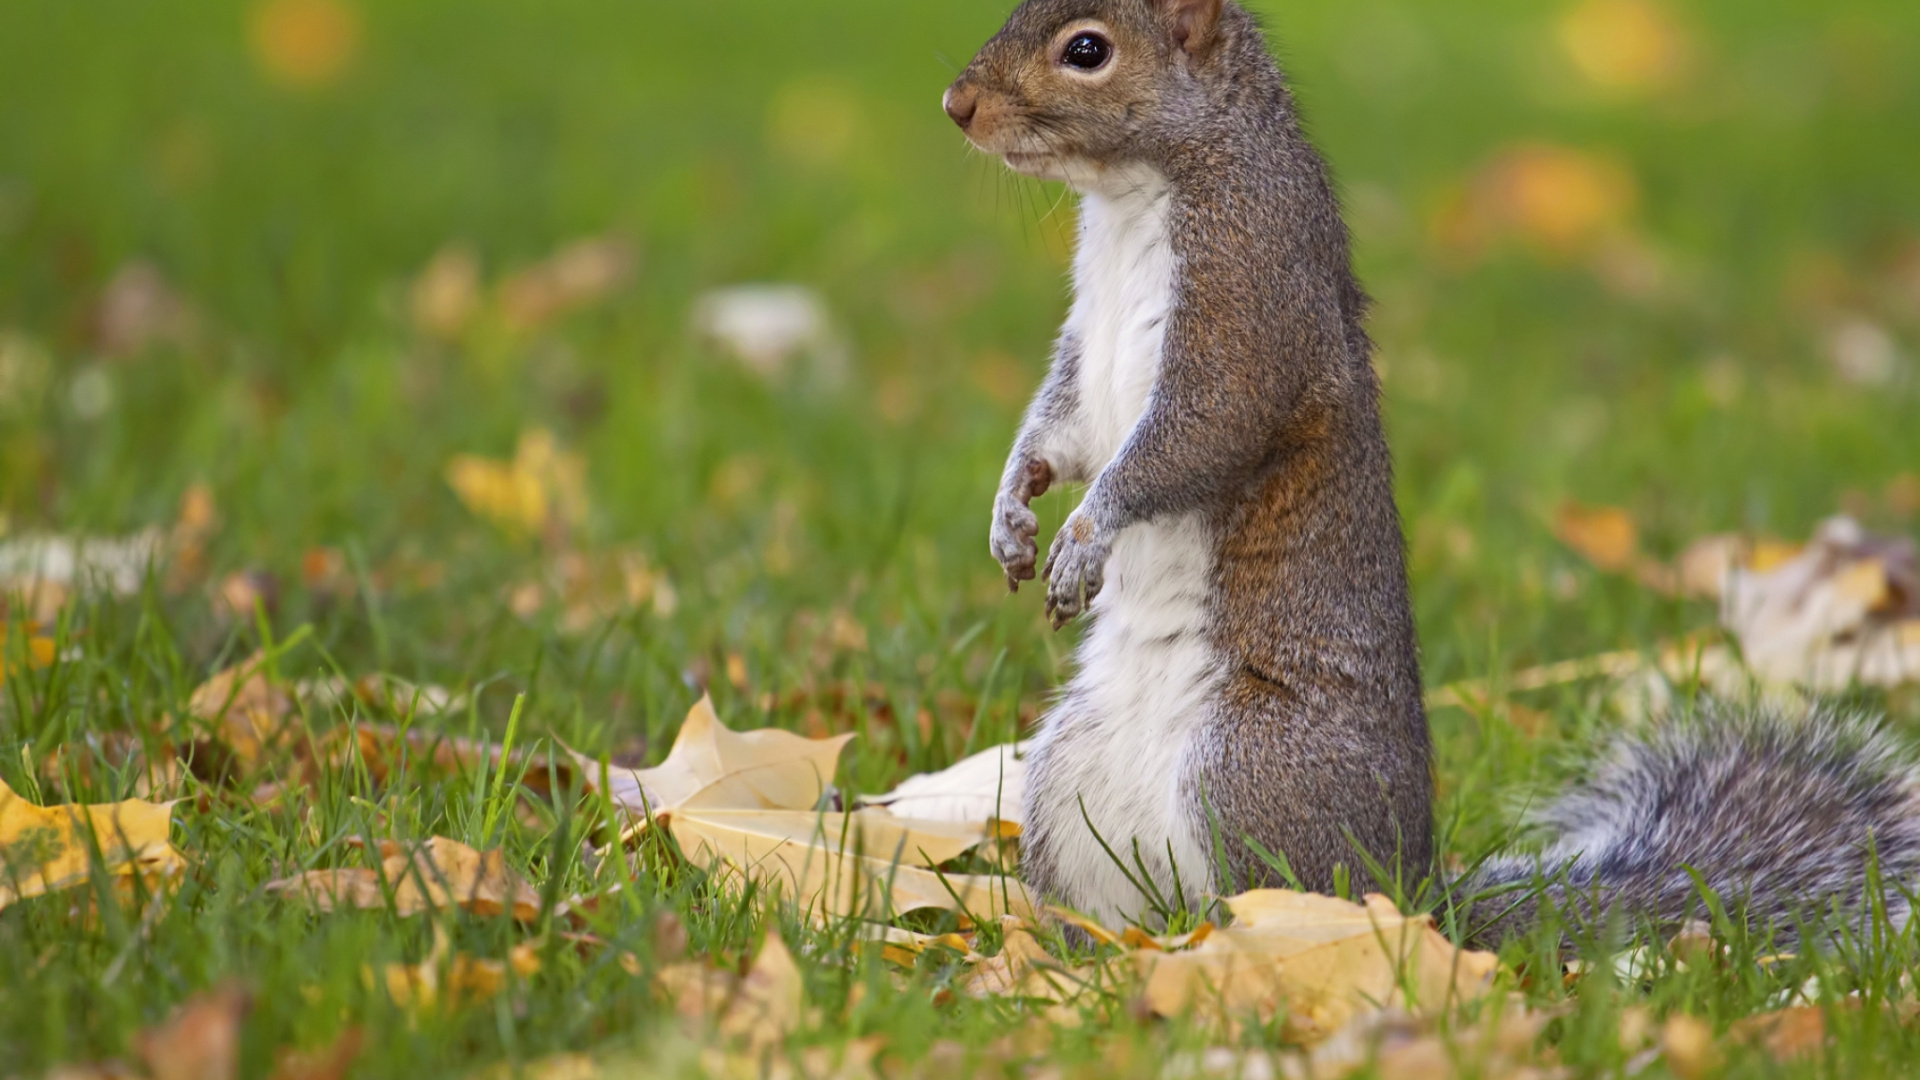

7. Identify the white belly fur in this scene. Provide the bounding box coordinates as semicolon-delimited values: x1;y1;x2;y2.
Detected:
1027;164;1225;927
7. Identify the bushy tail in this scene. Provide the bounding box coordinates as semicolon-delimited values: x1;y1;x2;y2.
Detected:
1465;704;1920;951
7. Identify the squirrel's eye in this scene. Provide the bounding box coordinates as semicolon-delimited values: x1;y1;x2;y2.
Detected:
1060;32;1112;71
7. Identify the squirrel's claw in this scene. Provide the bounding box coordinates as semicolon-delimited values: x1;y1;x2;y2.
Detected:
990;492;1041;591
1042;513;1108;629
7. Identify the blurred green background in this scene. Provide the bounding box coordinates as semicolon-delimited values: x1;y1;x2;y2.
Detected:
3;0;1920;1073
2;0;1918;784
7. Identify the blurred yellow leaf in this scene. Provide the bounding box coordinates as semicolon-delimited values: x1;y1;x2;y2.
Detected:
446;428;588;538
248;0;361;89
1554;502;1639;572
374;927;540;1011
1441;146;1638;260
0;773;185;910
267;835;542;921
409;244;482;340
1558;0;1690;94
0;625;55;681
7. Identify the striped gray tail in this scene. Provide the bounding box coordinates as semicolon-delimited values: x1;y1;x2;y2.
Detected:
1464;704;1920;952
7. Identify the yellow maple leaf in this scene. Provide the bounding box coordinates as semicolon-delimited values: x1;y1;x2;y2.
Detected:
0;773;185;910
583;696;1031;923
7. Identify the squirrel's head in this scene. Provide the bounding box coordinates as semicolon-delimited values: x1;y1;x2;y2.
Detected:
943;0;1236;187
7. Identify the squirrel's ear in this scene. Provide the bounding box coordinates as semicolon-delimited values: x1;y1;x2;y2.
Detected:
1158;0;1222;56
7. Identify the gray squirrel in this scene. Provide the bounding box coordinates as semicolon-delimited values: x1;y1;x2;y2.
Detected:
943;0;1920;949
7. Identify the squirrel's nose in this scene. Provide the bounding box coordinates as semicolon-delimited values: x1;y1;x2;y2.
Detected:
943;85;978;130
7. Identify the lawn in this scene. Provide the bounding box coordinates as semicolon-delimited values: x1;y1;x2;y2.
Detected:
2;0;1919;1075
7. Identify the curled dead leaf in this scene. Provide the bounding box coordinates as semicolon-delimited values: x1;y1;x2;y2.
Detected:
266;835;542;921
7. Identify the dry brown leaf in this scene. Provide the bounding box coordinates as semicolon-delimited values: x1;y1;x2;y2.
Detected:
1729;1003;1833;1061
961;918;1084;1002
375;929;541;1011
136;983;251;1080
268;1027;363;1080
266;835;541;921
0;773;185;910
188;650;298;769
499;238;636;330
1133;891;1501;1042
719;930;805;1050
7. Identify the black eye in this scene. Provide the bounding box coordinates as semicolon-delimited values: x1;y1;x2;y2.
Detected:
1060;32;1112;71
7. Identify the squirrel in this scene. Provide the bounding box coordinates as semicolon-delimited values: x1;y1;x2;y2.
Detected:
944;0;1920;949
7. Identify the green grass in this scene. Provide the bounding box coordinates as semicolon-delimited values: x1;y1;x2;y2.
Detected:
2;0;1919;1074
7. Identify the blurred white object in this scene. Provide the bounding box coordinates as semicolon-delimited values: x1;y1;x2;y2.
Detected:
0;530;164;596
859;742;1027;826
1722;516;1919;687
692;284;842;380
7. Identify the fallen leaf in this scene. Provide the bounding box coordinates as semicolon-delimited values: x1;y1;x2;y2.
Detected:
188;651;297;769
137;984;251;1080
0;774;184;910
1554;502;1639;572
961;918;1081;1001
249;0;361;89
410;244;481;340
0;623;56;681
268;1027;363;1080
1723;516;1920;686
1661;1013;1719;1080
1557;0;1690;95
1729;1003;1832;1061
857;743;1027;827
719;930;805;1050
590;697;1030;921
1132;891;1500;1042
375;929;541;1011
267;835;542;921
499;238;636;330
446;429;588;539
852;924;973;969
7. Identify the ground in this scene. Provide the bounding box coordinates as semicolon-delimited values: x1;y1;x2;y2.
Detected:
2;0;1919;1076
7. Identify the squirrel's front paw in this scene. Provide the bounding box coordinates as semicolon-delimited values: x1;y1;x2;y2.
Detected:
1043;512;1111;629
990;493;1041;591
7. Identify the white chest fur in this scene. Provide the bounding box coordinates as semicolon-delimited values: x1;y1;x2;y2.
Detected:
1025;167;1226;927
